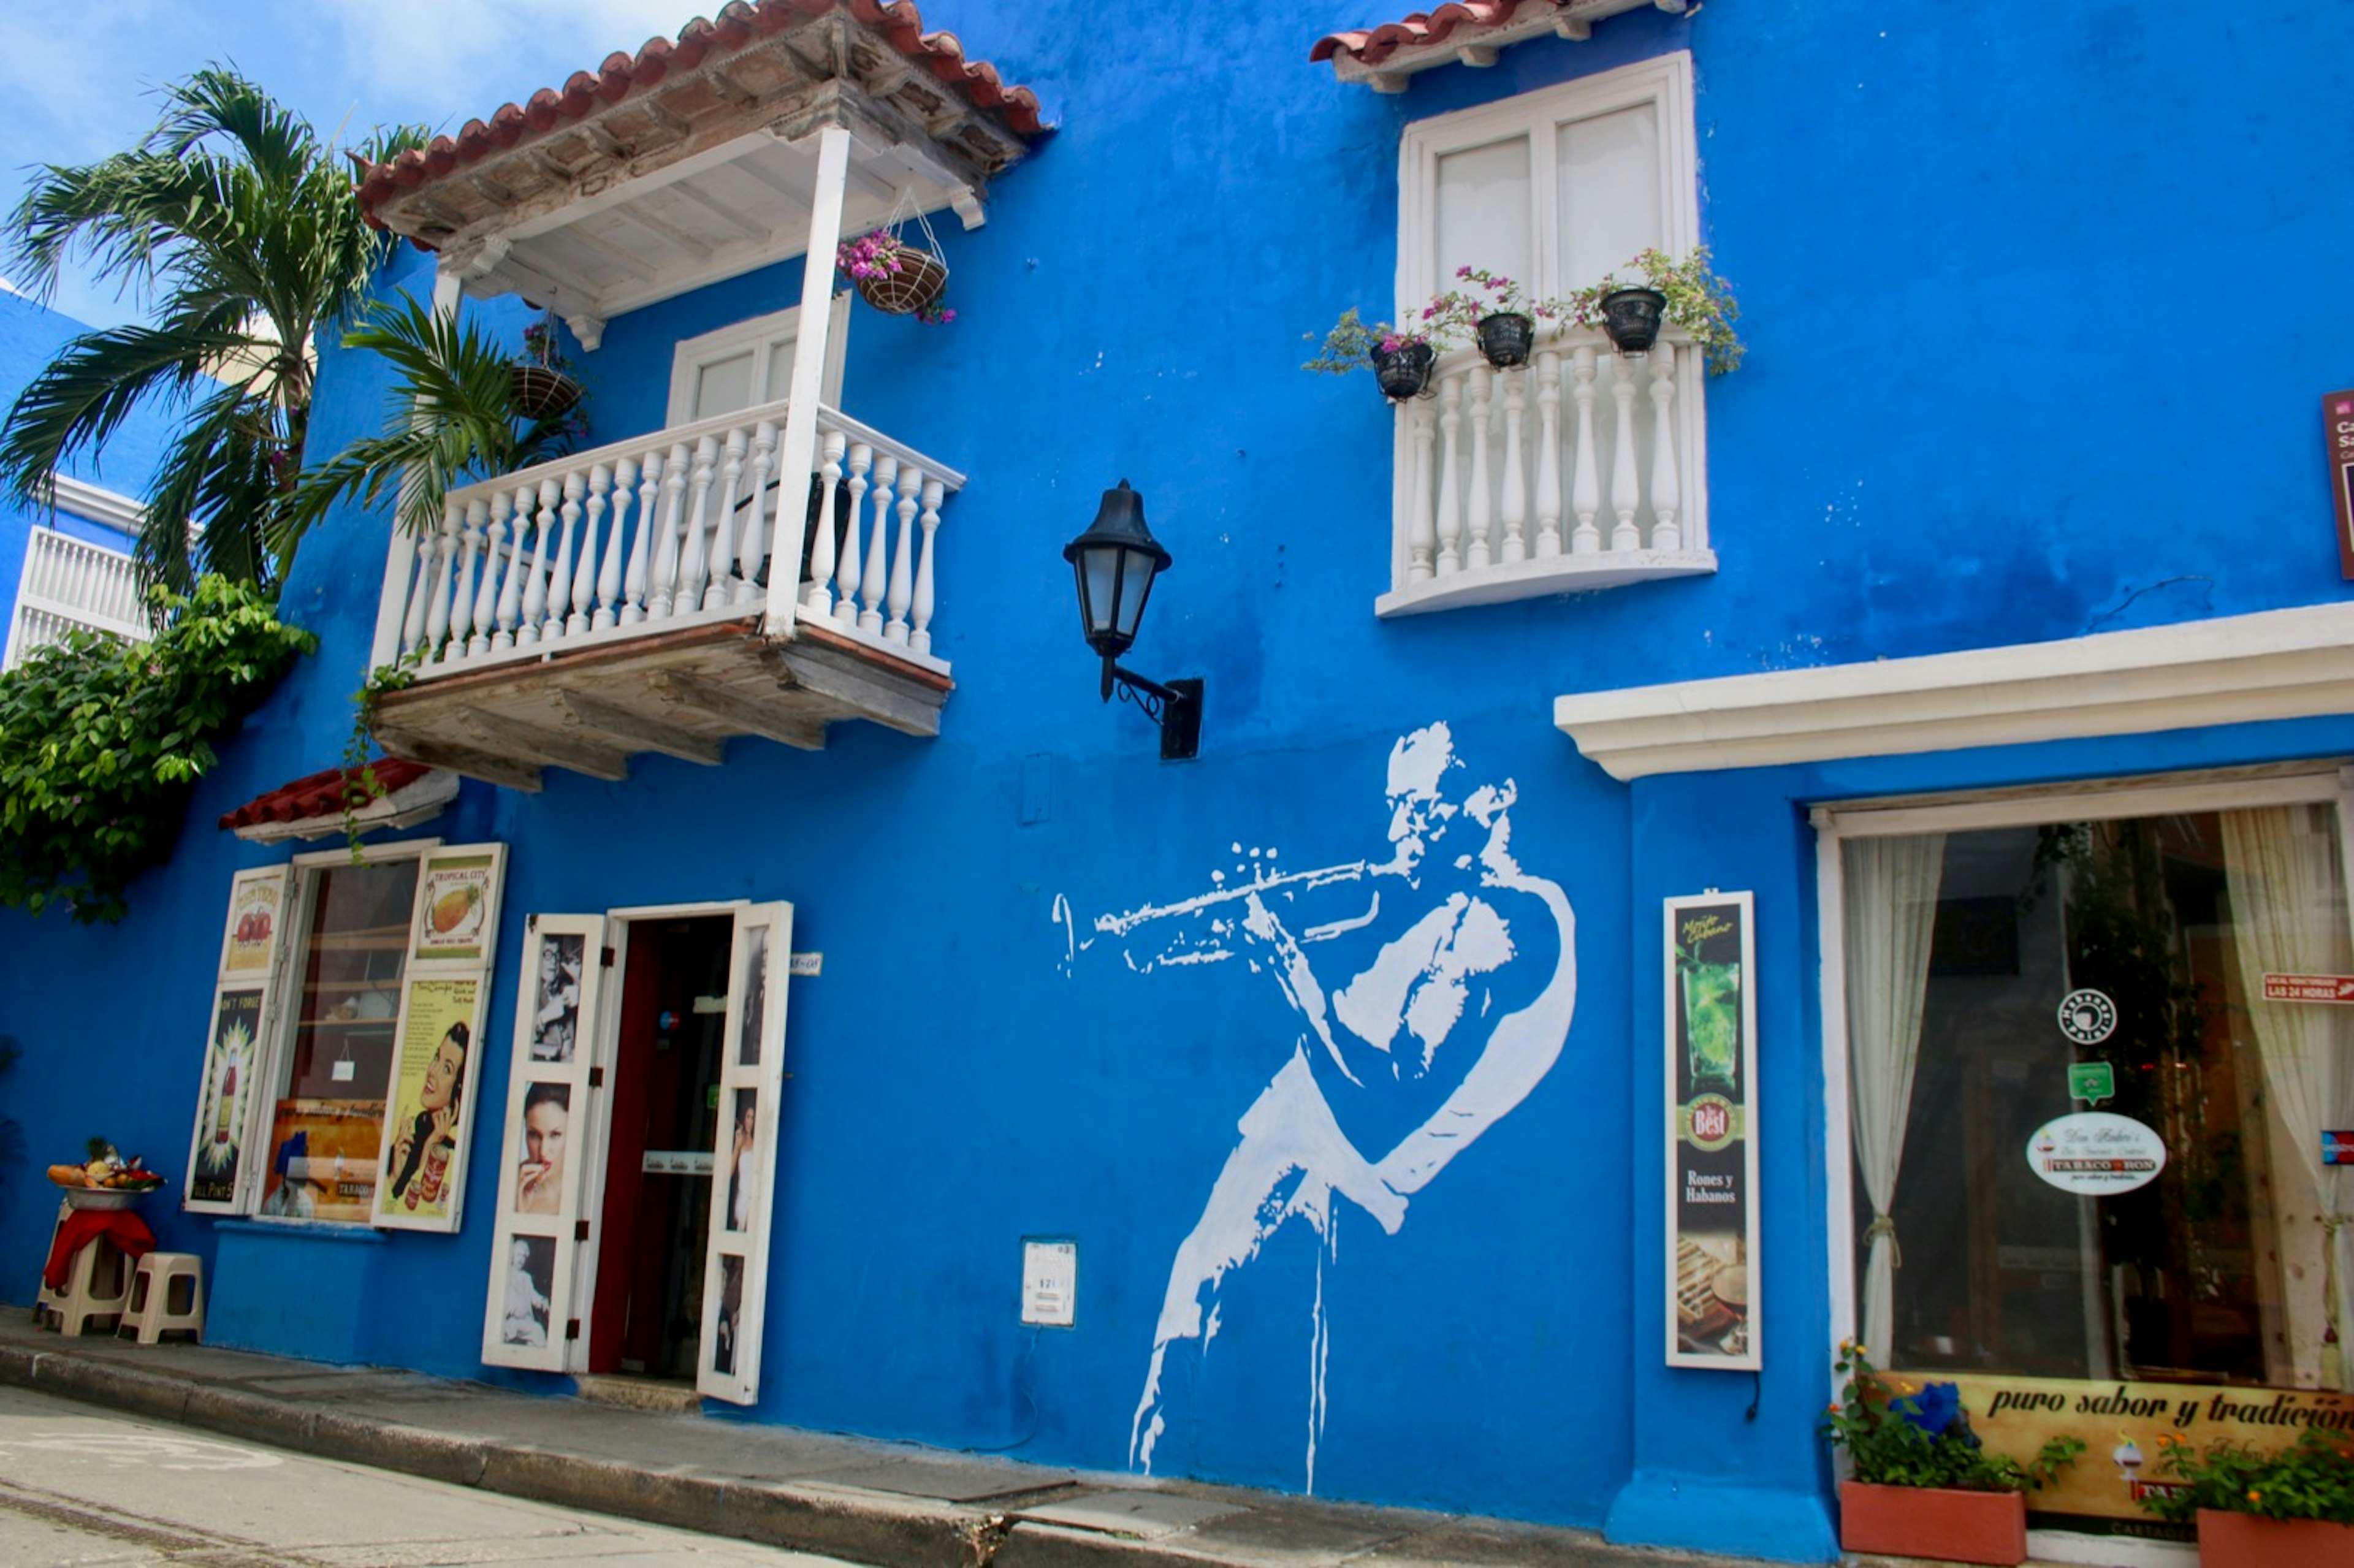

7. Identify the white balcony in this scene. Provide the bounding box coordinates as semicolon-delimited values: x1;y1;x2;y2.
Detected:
368;399;962;791
4;527;148;671
1376;327;1712;617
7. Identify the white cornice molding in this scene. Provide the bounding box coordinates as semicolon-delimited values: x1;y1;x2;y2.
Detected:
44;473;144;536
1553;601;2354;781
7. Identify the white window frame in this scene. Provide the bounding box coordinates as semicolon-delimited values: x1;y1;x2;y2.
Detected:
1381;52;1711;617
664;296;851;428
1810;761;2354;1568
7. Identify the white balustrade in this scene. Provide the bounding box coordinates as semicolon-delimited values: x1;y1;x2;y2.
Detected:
4;527;149;671
379;397;965;678
1394;327;1704;596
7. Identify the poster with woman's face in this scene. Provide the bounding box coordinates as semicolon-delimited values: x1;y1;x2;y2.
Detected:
514;1083;569;1216
530;934;584;1064
501;1235;555;1347
375;978;478;1225
726;1089;757;1233
736;926;768;1067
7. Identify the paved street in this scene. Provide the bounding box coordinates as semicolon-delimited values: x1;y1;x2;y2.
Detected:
0;1385;856;1567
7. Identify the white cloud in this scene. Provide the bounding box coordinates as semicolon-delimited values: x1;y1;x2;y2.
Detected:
327;0;703;132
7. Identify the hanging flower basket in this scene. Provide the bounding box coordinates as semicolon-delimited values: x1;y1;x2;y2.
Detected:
509;364;583;422
837;208;955;324
1371;340;1436;400
1598;287;1669;355
1475;311;1536;368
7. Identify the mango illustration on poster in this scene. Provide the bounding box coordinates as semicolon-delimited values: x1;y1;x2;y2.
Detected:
413;855;495;962
377;977;478;1223
1065;723;1578;1493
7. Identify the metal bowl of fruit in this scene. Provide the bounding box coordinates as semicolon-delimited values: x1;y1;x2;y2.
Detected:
48;1140;166;1207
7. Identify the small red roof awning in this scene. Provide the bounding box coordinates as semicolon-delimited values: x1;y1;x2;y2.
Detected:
218;759;435;834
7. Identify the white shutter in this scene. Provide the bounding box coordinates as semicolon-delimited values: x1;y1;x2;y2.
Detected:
698;901;793;1404
183;867;294;1214
481;914;608;1370
370;843;508;1233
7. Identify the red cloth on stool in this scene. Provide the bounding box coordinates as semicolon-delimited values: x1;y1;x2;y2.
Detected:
43;1209;156;1293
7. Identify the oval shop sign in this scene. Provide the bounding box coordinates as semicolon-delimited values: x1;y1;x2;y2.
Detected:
2026;1111;2168;1195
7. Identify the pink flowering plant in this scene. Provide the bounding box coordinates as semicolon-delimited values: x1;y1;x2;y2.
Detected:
836;229;955;324
1303;307;1432;373
1421;266;1565;340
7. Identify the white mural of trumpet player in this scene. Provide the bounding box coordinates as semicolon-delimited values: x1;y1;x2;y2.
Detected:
1076;723;1578;1490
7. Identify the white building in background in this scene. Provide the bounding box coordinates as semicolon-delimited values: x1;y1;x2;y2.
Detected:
1;474;148;671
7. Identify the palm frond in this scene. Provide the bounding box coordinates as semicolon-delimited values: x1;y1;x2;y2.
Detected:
0;318;253;508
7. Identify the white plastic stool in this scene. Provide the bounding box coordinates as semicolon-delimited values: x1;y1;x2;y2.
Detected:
118;1252;204;1345
32;1198;69;1326
47;1225;132;1338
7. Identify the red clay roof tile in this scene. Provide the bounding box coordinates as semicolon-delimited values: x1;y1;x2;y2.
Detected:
1312;0;1538;67
218;759;435;833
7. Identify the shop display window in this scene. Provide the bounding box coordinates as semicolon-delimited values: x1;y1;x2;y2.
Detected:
1843;797;2354;1390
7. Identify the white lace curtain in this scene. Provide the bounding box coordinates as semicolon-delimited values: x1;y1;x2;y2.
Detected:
1843;832;1946;1364
2220;804;2354;1389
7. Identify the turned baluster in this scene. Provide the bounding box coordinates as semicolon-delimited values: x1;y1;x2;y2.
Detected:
804;430;846;617
569;470;604;636
470;495;508;655
1498;365;1528;564
1465;365;1495;571
592;463;626;631
493;484;534;650
734;420;779;607
1406;398;1437;584
1648;344;1682;550
1570;348;1602;554
884;463;921;643
834;443;872;628
622;452;661;625
424;502;462;661
704;428;746;611
544;472;582;641
1533;349;1563;558
676;436;719;614
447;498;486;661
517;479;558;644
401;520;439;659
647;442;691;619
910;478;944;657
1609;354;1642;552
858;455;897;634
1434;375;1464;577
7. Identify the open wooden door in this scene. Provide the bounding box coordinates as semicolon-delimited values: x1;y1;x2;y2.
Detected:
697;901;791;1404
481;913;608;1370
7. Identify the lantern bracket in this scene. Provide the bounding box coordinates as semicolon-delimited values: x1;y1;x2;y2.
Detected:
1101;660;1202;761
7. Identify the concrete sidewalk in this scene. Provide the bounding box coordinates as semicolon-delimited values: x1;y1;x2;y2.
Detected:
0;1308;1761;1568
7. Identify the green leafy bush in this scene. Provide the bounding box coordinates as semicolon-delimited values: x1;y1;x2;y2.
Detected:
2138;1427;2354;1526
1824;1341;2085;1493
0;576;314;921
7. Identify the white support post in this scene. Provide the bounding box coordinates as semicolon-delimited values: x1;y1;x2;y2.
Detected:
370;268;464;667
763;123;854;639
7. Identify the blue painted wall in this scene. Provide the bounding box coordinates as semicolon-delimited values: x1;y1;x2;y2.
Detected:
1;2;2350;1561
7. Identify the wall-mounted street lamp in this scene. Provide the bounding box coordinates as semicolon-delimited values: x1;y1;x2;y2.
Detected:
1063;479;1202;761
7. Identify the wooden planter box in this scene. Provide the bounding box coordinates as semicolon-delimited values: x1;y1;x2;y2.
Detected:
2196;1509;2354;1567
1838;1480;2026;1566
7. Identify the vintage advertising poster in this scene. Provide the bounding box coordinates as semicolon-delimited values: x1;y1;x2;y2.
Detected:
373;976;482;1227
1912;1370;2354;1541
411;853;497;963
188;989;263;1206
221;870;285;976
256;1099;384;1222
1666;891;1761;1370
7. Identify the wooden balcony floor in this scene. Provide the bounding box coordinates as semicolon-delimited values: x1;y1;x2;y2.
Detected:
370;616;950;791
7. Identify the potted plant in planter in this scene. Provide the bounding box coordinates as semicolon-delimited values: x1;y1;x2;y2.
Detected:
837;227;956;325
1304;308;1436;401
1565;247;1745;374
509;315;584;422
1824;1341;2086;1566
2135;1427;2354;1566
1427;267;1559;369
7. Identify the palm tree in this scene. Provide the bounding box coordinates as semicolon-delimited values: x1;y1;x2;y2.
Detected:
1;67;424;595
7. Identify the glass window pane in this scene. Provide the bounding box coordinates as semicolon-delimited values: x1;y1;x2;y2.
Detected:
759;334;799;405
691;351;756;421
1555;103;1661;291
1435;135;1531;292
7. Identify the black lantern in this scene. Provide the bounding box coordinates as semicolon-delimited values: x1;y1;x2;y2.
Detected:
1064;479;1202;760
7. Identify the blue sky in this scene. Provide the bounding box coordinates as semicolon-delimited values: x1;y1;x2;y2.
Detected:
0;0;699;327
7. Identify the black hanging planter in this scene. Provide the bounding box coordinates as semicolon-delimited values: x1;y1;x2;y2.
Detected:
1474;312;1536;368
509;364;584;422
1598;287;1669;355
1369;341;1436;401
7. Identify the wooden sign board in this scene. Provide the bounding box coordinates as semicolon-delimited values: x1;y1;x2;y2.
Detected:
2329;390;2354;579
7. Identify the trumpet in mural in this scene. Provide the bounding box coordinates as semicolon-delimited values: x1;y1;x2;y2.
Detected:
1066;723;1579;1494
